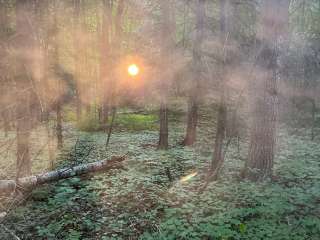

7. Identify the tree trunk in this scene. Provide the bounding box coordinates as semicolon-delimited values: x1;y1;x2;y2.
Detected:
210;0;230;173
311;99;316;141
15;0;36;179
52;1;63;150
158;0;174;150
183;99;198;145
0;156;126;194
74;0;82;121
245;0;290;181
2;110;10;138
45;120;55;169
245;58;277;181
99;1;111;124
99;0;124;125
0;1;10;138
211;98;227;171
106;107;117;149
56;103;63;149
159;102;169;150
183;0;205;146
16;97;31;179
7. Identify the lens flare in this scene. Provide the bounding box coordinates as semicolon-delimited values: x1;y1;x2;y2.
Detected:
128;64;139;76
180;171;198;183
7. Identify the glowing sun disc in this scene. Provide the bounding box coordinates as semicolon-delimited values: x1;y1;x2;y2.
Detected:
128;64;139;76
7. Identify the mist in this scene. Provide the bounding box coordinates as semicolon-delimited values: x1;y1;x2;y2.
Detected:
0;0;319;239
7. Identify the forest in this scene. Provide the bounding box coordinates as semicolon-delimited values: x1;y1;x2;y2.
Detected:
0;0;320;239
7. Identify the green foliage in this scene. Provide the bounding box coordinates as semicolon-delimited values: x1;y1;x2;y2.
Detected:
64;106;78;123
2;111;320;239
76;115;103;132
111;113;158;132
4;177;105;239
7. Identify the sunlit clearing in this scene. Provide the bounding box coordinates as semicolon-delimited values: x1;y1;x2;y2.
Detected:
180;171;198;183
128;64;139;76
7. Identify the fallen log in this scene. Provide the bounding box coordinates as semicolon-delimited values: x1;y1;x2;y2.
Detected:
0;156;126;194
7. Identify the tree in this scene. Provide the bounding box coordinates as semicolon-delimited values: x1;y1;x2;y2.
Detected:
14;0;36;178
183;0;206;146
99;0;113;123
244;0;290;181
210;0;231;174
158;0;175;150
0;0;11;138
53;1;63;149
0;156;125;194
73;0;82;121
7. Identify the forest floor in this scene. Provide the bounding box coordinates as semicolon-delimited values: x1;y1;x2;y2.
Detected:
0;106;320;240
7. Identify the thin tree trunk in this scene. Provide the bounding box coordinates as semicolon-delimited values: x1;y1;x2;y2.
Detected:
56;103;63;149
106;107;116;149
159;101;169;150
15;0;36;179
183;0;205;146
311;99;316;141
2;110;10;138
53;1;63;150
16;97;31;179
0;1;10;138
74;0;82;121
211;97;227;171
210;0;230;173
158;0;174;150
99;0;110;126
99;10;110;130
45;120;54;169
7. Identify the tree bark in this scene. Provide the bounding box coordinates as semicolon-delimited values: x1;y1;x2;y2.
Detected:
99;0;112;124
53;1;63;150
210;0;230;172
56;103;63;149
310;98;316;141
99;0;124;125
106;107;117;149
0;156;126;194
211;98;227;171
0;2;11;138
16;99;31;179
183;0;205;146
2;109;10;138
73;0;82;121
159;102;169;149
245;0;290;181
183;99;198;146
45;119;55;169
158;0;174;150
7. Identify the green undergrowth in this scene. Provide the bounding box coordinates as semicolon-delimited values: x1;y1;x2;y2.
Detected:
111;113;158;132
76;112;159;132
1;109;320;239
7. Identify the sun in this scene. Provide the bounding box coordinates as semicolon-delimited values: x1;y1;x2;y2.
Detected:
128;64;139;76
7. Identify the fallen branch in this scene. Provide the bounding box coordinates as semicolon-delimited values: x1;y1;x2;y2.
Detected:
0;156;126;194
